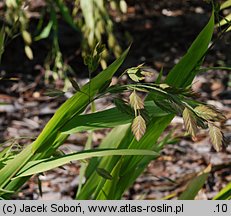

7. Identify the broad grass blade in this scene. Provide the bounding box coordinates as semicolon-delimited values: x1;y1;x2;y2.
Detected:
16;149;158;178
178;165;211;200
213;182;231;200
78;13;215;199
165;13;214;88
0;47;130;196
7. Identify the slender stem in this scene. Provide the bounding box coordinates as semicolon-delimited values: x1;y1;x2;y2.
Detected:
198;66;231;73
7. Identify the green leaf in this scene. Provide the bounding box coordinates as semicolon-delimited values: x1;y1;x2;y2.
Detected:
114;98;134;117
78;12;215;200
0;146;12;159
68;77;81;91
213;182;231;200
44;89;65;97
0;188;14;194
96;168;113;180
77;125;131;199
154;98;180;114
96;159;123;199
0;47;130;195
98;80;111;93
140;108;151;123
178;165;211;200
54;0;78;30
60;107;132;134
60;100;168;135
155;67;163;84
35;20;53;41
15;149;159;178
165;13;214;87
78;114;173;199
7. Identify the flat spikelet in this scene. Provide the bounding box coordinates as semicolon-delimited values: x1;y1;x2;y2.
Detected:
129;91;144;110
183;107;198;138
194;105;226;122
129;90;144;115
132;115;146;141
208;122;224;152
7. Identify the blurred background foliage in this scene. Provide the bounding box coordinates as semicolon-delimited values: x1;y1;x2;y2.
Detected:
1;0;231;87
1;0;128;86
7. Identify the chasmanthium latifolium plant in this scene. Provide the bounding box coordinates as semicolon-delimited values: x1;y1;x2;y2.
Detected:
117;64;226;151
75;10;229;200
0;8;228;200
